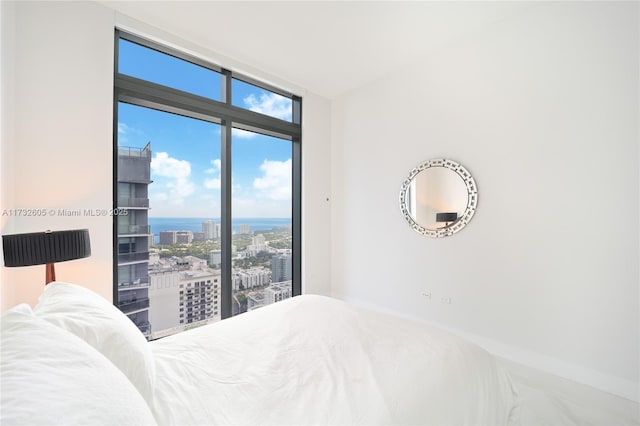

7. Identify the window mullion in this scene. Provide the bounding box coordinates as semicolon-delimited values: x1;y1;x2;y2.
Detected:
221;120;233;319
115;74;300;138
220;69;233;319
292;136;302;296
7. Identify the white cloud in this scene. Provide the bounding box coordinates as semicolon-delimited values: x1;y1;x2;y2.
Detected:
167;178;195;198
253;158;292;201
204;178;221;190
205;159;221;174
117;123;130;143
232;128;257;139
151;152;191;179
232;197;290;218
154;192;169;202
204;158;221;189
117;122;148;145
243;92;292;121
150;152;195;206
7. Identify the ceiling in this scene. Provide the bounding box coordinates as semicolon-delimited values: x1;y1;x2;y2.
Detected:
101;1;530;99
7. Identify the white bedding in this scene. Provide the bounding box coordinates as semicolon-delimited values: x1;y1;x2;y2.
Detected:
1;284;519;425
1;304;156;426
149;294;518;425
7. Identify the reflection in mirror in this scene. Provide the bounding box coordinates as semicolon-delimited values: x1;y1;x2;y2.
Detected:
405;167;468;230
400;159;477;238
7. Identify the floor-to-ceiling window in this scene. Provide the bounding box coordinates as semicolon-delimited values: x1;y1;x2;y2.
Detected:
114;31;301;340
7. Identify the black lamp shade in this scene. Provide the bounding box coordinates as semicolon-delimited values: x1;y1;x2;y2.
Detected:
436;212;458;223
2;229;91;267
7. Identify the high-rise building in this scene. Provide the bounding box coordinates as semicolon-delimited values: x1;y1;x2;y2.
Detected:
232;267;270;291
148;269;181;335
271;253;292;283
116;142;152;339
246;281;291;312
209;250;221;267
159;230;194;244
247;291;265;311
265;281;292;305
202;220;220;239
159;231;177;245
148;257;221;340
239;223;250;234
246;234;267;256
179;270;220;326
176;231;193;244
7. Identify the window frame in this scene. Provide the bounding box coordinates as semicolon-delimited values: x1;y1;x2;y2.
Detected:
112;29;302;323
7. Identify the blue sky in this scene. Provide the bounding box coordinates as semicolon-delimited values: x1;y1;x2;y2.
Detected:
117;39;293;218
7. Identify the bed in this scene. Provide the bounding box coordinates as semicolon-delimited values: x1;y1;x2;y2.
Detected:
1;282;519;425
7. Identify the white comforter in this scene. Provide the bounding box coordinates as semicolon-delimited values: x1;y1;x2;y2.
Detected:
149;295;518;425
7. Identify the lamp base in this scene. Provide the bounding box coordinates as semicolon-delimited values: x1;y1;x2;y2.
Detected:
45;263;56;285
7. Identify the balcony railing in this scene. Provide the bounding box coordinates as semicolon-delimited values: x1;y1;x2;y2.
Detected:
118;143;151;159
118;276;150;290
118;197;150;208
118;224;151;235
118;251;149;263
118;298;150;313
135;321;151;335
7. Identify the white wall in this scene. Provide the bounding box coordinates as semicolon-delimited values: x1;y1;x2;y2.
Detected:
1;1;114;308
0;1;332;309
301;94;332;295
1;1;17;287
330;2;639;400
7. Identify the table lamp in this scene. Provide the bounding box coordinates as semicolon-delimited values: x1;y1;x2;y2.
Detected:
2;229;91;285
436;212;458;227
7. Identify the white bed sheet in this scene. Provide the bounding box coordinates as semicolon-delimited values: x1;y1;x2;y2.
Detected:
150;295;518;425
501;359;639;426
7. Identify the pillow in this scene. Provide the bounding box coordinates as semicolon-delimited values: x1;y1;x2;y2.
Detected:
33;282;156;404
1;305;157;425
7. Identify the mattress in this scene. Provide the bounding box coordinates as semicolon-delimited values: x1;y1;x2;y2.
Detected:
149;294;518;425
1;284;519;425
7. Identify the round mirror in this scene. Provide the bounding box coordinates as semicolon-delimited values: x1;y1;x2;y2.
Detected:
399;159;478;238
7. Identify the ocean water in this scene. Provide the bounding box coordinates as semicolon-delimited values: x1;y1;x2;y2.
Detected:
148;217;291;243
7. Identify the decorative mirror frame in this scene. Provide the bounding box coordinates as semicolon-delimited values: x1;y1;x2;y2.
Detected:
399;158;478;238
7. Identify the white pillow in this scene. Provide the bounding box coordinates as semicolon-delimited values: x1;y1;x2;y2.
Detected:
1;305;157;425
34;282;156;404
